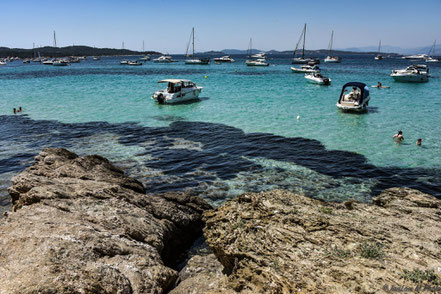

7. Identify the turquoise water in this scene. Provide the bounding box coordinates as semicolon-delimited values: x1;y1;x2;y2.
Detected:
1;55;440;207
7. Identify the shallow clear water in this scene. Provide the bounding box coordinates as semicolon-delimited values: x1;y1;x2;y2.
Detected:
1;55;440;208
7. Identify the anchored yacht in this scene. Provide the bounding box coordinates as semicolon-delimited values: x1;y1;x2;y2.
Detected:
245;38;269;66
425;41;439;62
213;56;235;63
336;82;370;112
374;40;383;60
152;79;202;104
153;55;175;63
292;24;320;64
324;31;341;63
291;64;320;73
402;54;428;60
390;64;430;83
185;28;210;65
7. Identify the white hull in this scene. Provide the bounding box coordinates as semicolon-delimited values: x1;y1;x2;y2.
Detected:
374;55;383;60
292;58;320;64
185;59;210;65
390;73;429;83
426;58;439;63
153;87;202;104
291;67;319;73
324;56;341;63
246;60;269;66
402;54;428;60
305;74;331;85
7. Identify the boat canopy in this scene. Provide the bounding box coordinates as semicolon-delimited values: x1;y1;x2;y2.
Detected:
158;79;192;84
338;82;369;104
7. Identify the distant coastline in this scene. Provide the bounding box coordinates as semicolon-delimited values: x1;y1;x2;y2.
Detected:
0;45;404;58
0;45;161;58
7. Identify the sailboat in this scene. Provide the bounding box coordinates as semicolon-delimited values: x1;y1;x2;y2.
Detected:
185;27;210;65
324;31;341;63
426;40;439;62
245;38;269;66
292;24;319;64
374;40;383;60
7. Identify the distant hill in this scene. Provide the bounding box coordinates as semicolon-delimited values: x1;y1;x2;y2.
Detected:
203;49;400;56
340;45;440;55
0;46;161;58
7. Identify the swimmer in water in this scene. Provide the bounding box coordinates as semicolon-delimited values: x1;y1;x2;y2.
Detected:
377;82;382;88
416;138;422;146
393;131;404;143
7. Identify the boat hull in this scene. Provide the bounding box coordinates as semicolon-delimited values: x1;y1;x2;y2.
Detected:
305;75;331;85
324;57;341;63
291;67;319;73
185;59;210;65
390;74;429;83
292;58;320;64
246;60;269;66
336;97;370;112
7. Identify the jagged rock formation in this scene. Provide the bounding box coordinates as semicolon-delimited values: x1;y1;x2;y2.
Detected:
200;189;441;293
0;148;210;294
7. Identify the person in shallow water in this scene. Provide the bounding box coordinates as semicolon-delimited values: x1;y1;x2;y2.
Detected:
13;108;16;114
416;138;423;146
393;131;404;143
377;82;382;88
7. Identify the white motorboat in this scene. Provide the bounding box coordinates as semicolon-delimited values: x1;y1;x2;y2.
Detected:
120;59;129;65
128;60;143;66
93;57;101;60
42;59;54;65
292;24;320;64
390;64;430;83
152;79;202;104
245;38;269;66
53;60;69;66
23;59;31;63
324;31;341;63
153;55;175;63
291;64;320;73
139;55;150;61
185;28;210;65
0;60;6;66
374;40;383;60
305;72;331;85
245;59;269;66
213;56;235;63
425;41;439;62
402;54;428;60
336;82;370;112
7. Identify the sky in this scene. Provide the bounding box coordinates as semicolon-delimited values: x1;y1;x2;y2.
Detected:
1;0;441;53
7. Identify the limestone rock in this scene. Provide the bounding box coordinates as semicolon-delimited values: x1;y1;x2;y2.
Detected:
203;188;441;293
0;148;210;294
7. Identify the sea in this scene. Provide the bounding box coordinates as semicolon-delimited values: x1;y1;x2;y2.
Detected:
1;54;440;213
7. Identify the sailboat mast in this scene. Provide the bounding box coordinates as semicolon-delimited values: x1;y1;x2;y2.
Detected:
378;40;381;54
142;40;145;53
329;31;334;56
192;27;195;57
302;24;306;58
53;30;57;48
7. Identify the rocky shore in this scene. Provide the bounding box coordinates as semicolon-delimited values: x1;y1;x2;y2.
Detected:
1;148;440;293
0;148;210;293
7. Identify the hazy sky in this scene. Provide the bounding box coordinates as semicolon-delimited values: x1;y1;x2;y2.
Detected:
1;0;440;53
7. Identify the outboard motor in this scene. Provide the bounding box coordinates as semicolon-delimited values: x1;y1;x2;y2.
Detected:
157;94;165;104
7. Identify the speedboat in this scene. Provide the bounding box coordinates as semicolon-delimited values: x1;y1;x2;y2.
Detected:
139;55;150;61
390;64;429;83
128;60;143;66
152;79;202;104
0;60;6;66
305;72;331;85
93;57;101;61
245;58;269;66
53;60;69;66
213;55;235;63
120;59;129;65
402;54;428;60
374;55;383;60
23;59;31;63
251;52;266;59
42;59;54;65
291;64;320;73
153;55;175;63
336;82;370;112
185;58;210;65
